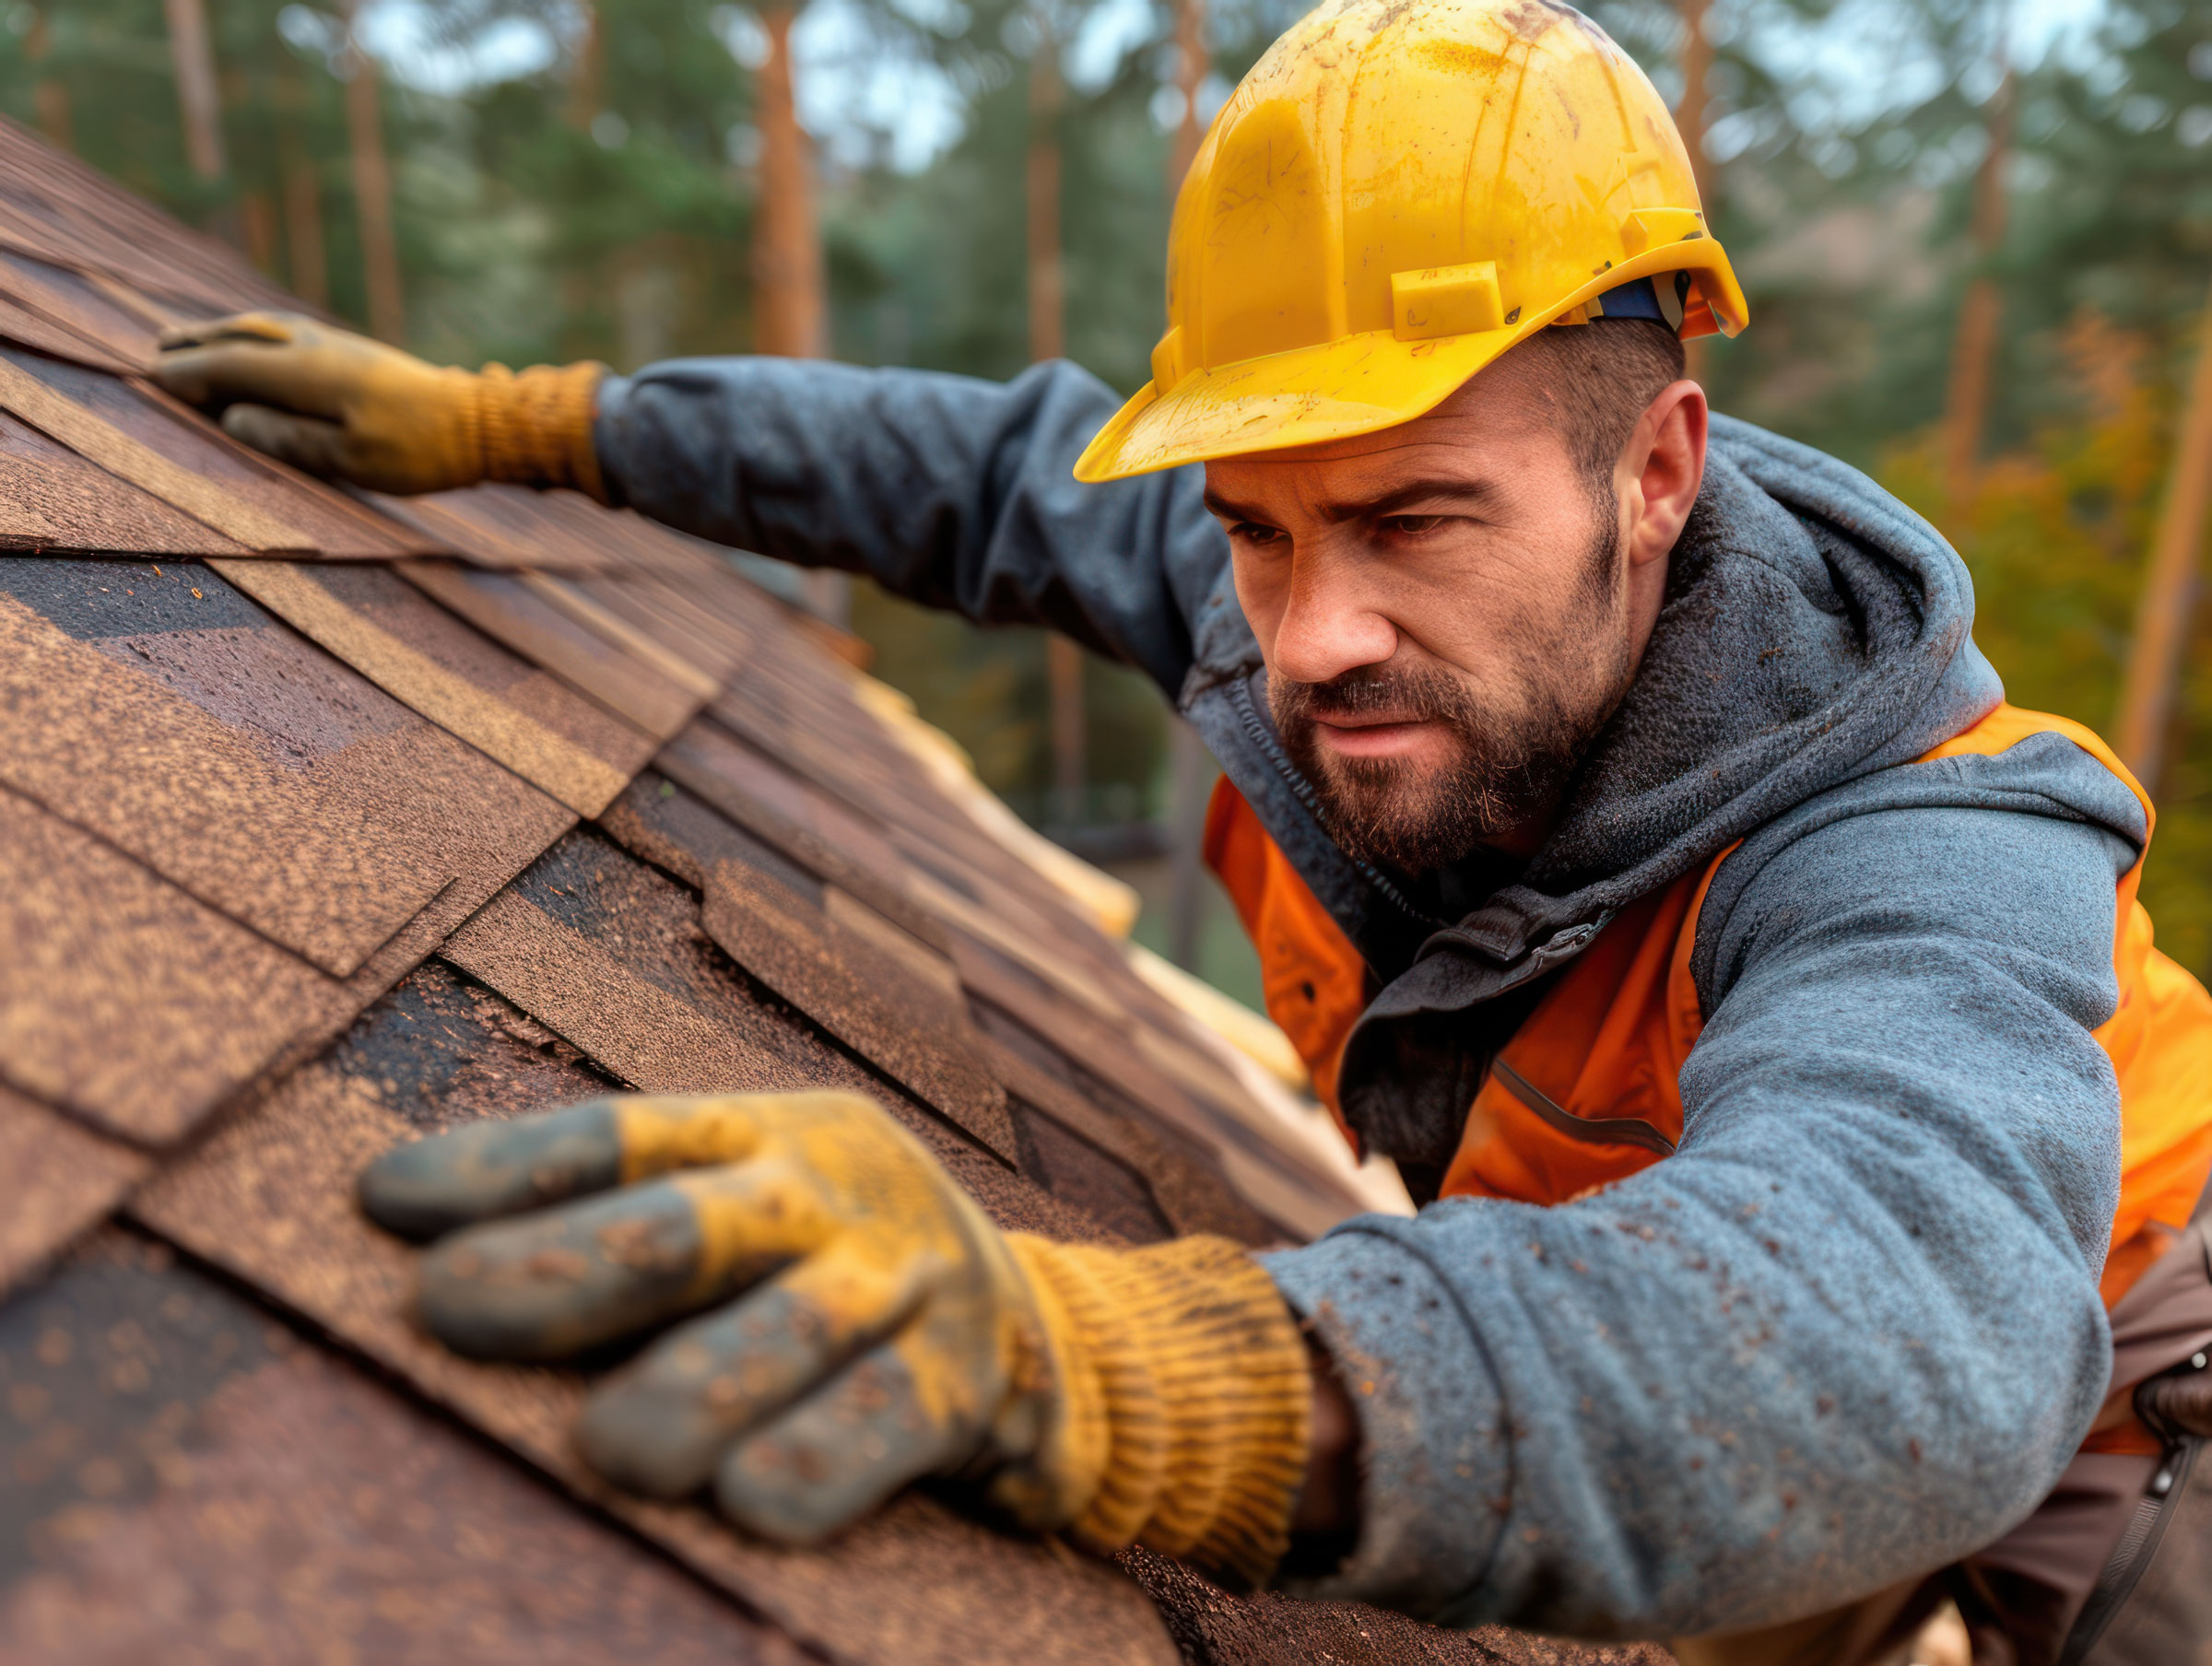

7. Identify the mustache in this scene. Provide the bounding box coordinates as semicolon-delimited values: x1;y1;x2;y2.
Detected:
1273;664;1475;727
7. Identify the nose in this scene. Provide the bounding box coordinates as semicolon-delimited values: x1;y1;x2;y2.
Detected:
1268;544;1399;688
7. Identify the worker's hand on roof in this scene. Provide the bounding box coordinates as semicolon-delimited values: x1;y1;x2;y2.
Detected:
359;1090;1313;1584
153;311;607;499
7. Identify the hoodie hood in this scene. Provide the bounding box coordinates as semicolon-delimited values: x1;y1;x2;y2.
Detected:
1191;415;2005;1170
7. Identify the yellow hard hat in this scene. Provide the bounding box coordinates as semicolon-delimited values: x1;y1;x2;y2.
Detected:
1075;0;1747;483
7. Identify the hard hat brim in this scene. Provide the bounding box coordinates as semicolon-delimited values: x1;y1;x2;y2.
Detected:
1074;244;1747;484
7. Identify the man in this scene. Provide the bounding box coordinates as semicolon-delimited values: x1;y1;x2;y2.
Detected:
154;0;2212;1658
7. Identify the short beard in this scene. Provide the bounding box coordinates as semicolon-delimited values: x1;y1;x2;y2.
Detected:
1271;504;1637;874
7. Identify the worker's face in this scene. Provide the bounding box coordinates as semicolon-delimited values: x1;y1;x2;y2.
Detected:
1208;355;1705;872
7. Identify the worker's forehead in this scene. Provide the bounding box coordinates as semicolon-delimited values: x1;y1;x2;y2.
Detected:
1204;369;1565;487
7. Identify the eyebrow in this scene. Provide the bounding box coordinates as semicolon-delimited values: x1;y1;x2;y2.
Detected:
1201;475;1498;527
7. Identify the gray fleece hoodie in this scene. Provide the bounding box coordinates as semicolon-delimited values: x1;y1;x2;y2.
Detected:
594;356;2139;1639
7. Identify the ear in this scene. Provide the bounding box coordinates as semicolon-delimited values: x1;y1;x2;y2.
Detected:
1619;381;1708;570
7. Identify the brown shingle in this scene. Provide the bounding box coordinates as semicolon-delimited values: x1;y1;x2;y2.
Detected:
602;772;1015;1161
409;483;721;581
0;247;159;370
0;1086;147;1299
0;405;247;554
0;113;1646;1666
0;345;438;559
0;782;336;1142
0;1229;817;1666
132;960;1180;1666
0;565;443;975
0;120;298;317
0;350;310;552
396;558;704;740
212;558;653;816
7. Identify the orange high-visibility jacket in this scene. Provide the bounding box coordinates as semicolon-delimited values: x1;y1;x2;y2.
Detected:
1207;704;2212;1420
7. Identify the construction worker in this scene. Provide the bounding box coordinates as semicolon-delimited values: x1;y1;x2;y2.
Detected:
156;0;2212;1657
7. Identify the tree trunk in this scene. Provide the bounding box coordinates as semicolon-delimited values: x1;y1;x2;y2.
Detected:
240;192;276;273
163;0;225;182
751;6;839;622
1675;0;1712;378
341;10;405;343
1027;39;1065;364
752;7;827;358
276;63;328;306
568;3;602;131
1941;70;2015;520
1169;0;1207;193
2113;277;2212;793
1675;0;1711;207
26;10;73;151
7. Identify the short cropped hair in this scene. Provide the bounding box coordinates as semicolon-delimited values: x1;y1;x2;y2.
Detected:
1504;319;1687;493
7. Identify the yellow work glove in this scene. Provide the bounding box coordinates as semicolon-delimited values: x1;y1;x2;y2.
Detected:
154;311;607;499
359;1091;1312;1585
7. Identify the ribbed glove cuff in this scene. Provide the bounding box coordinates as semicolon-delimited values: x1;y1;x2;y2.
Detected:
475;360;610;501
1007;1233;1311;1589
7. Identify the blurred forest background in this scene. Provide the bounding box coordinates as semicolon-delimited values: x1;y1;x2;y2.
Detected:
3;0;2210;1000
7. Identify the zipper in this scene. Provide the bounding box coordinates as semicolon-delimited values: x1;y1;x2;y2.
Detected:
2059;1437;2197;1663
1491;1058;1677;1157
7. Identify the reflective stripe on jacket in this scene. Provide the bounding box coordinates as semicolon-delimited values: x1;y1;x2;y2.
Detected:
1206;703;2212;1354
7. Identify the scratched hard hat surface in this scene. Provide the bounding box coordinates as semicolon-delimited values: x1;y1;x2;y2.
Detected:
0;116;1672;1666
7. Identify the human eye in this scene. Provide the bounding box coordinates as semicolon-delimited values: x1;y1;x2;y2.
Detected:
1227;521;1287;547
1378;513;1448;537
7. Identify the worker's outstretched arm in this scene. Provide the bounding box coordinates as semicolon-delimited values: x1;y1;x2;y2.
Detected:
594;356;1218;699
1265;739;2140;1637
155;316;1219;703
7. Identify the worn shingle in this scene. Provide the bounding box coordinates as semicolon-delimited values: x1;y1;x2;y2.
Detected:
0;111;1632;1666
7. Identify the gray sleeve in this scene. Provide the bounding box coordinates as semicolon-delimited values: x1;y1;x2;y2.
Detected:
1263;756;2136;1637
592;356;1225;702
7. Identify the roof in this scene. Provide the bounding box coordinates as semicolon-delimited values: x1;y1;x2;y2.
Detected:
0;116;1672;1666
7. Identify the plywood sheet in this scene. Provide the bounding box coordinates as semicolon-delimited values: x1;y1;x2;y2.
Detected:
0;1085;146;1299
396;558;702;741
213;559;654;817
0;782;338;1144
601;774;1014;1161
0;1230;809;1666
130;957;1177;1666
